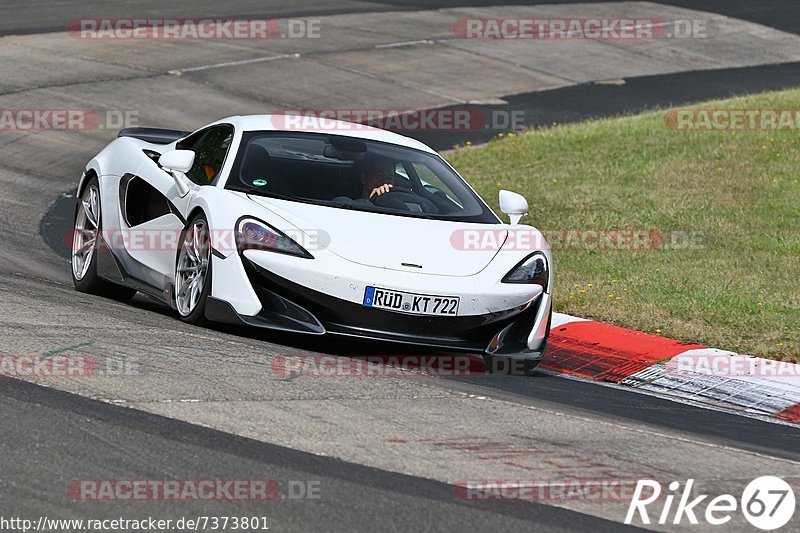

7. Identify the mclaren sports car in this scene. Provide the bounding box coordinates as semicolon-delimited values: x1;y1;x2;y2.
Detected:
71;115;552;371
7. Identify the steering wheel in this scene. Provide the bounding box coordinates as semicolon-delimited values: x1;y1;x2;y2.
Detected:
368;185;412;203
369;187;438;214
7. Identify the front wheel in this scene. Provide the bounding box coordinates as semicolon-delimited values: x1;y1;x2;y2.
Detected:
71;177;136;301
174;214;212;325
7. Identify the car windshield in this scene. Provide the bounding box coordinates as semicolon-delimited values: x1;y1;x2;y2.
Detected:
225;131;499;223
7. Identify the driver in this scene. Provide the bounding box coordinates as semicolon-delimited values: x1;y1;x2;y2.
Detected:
360;156;395;199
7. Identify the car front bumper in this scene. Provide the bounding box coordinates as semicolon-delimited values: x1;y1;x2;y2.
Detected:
206;255;551;360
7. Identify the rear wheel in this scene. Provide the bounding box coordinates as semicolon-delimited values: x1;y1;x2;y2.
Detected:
71;176;136;300
174;214;212;325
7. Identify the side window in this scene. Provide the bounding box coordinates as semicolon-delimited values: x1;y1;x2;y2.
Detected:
184;126;234;185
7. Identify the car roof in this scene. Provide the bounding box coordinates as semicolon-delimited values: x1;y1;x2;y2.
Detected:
207;114;438;154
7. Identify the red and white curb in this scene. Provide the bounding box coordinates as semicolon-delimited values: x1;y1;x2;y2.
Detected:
543;313;800;425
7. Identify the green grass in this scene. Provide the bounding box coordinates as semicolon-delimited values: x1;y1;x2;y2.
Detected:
446;89;800;359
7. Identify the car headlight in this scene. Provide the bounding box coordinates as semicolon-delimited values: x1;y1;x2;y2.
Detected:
236;218;313;259
502;252;548;288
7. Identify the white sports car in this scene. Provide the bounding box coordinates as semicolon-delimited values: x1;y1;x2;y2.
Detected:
71;115;552;371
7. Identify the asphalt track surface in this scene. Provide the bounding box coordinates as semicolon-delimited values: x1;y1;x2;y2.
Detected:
39;195;800;463
2;377;623;532
3;1;800;531
29;190;800;464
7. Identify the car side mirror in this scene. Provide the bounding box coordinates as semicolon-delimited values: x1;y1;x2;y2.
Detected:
499;189;528;225
159;150;195;197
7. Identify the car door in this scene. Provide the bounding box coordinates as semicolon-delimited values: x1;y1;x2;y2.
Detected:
121;125;234;288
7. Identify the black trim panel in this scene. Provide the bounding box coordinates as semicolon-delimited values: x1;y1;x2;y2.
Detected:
119;173;186;227
486;301;550;359
205;296;325;335
120;174;171;227
95;235;172;305
168;202;187;226
239;257;541;354
118;127;190;145
95;235;126;283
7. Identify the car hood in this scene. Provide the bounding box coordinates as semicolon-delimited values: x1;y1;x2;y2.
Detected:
247;195;506;277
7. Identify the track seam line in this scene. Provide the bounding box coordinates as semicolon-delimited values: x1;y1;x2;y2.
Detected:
168;53;301;74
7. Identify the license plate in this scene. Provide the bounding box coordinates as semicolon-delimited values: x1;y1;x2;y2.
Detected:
362;286;459;316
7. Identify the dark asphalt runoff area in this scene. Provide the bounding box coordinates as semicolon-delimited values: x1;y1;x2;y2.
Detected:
413;61;800;149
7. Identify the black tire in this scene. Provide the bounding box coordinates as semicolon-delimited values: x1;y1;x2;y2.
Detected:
174;213;213;325
71;176;136;301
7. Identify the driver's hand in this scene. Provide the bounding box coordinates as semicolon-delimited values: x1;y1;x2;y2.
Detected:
369;183;393;198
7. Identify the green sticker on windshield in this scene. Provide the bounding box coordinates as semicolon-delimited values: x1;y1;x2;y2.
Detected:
252;179;267;187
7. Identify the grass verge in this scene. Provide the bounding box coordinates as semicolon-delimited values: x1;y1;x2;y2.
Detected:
447;89;800;359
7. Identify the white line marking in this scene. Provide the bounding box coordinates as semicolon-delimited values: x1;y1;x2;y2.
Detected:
169;53;300;75
375;39;434;49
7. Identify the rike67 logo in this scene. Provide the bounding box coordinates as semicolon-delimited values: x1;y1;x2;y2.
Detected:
626;477;795;530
